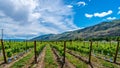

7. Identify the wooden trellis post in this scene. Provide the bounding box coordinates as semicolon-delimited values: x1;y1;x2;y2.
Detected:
113;39;119;63
83;41;85;46
56;41;57;45
1;29;7;63
26;40;27;52
110;40;111;47
1;39;7;63
88;40;92;64
70;40;72;45
34;41;37;63
41;41;42;44
96;41;98;47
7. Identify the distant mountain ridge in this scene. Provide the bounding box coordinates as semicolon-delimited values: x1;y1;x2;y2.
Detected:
31;19;120;41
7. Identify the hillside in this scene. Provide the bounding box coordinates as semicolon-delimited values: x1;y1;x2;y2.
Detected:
31;19;120;41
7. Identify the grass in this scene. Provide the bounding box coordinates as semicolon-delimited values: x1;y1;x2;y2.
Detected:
44;45;58;68
66;53;88;68
97;57;120;68
0;56;3;62
68;49;120;68
10;51;34;68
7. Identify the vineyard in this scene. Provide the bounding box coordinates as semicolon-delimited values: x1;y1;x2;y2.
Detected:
0;40;120;68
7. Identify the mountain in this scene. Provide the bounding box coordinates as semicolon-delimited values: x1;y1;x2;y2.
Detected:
31;34;55;41
31;19;120;41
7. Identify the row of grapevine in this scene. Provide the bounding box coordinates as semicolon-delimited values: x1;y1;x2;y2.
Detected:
0;41;47;64
65;41;120;67
9;41;46;68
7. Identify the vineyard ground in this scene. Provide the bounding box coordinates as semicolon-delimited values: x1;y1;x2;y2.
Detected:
67;49;120;68
36;46;46;68
0;41;120;68
50;46;61;68
52;47;76;68
0;50;31;68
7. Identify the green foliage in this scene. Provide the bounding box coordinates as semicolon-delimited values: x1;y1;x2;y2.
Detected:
3;41;34;57
92;41;116;56
44;45;58;68
7;51;12;57
36;41;46;56
66;41;90;55
90;36;120;41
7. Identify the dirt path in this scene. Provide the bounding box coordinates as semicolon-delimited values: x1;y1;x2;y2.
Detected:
0;51;31;68
0;56;4;65
50;47;61;68
22;55;34;68
52;48;75;68
93;55;120;67
36;46;46;68
63;58;76;68
67;50;106;68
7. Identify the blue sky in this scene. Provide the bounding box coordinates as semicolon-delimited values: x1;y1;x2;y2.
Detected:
0;0;120;39
64;0;120;27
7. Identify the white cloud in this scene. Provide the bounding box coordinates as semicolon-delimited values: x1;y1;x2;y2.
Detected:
94;10;112;17
118;11;120;14
118;7;120;10
67;5;73;8
85;14;93;18
118;7;120;14
77;1;86;6
0;0;78;39
106;17;116;20
85;10;113;18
